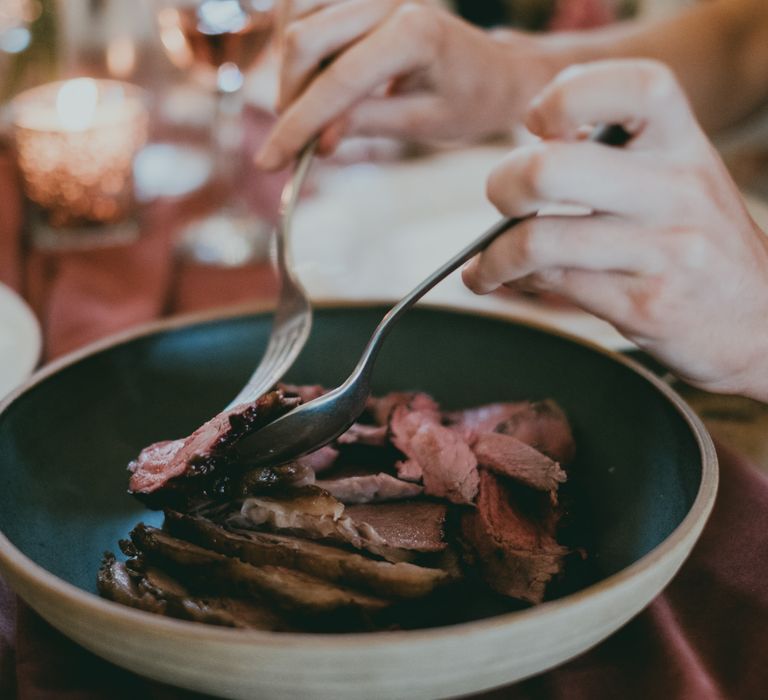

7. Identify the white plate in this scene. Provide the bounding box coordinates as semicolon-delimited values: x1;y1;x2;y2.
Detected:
0;283;42;399
293;146;768;352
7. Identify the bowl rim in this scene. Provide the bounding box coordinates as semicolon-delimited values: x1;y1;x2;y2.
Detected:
0;299;718;648
0;281;42;398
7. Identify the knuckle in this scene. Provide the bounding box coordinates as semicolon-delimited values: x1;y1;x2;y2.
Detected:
485;164;507;210
531;268;564;289
628;274;676;331
324;61;357;93
498;220;541;274
629;278;663;326
400;107;429;134
393;3;438;43
470;256;497;293
528;90;565;137
667;228;710;269
282;21;302;55
552;62;591;86
511;224;534;268
666;168;717;221
520;145;550;198
486;145;550;215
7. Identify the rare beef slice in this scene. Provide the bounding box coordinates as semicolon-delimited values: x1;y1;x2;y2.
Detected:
128;390;300;495
461;470;568;604
495;400;575;464
317;473;424;504
472;432;566;492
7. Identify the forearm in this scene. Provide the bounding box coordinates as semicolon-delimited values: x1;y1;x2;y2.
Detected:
499;0;768;133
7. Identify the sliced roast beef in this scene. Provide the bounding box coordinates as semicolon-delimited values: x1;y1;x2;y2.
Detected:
130;524;389;615
127;440;186;495
407;422;479;505
460;470;568;604
98;553;292;630
447;402;531;442
297;445;339;473
345;502;448;554
317;473;423;504
389;401;442;482
164;510;451;598
97;553;165;615
495;400;575;464
238;489;448;562
237;487;403;562
337;423;389;447
369;391;440;427
388;397;479;503
472;432;566;492
128;390;300;495
448;400;575;465
112;386;580;628
241;484;345;523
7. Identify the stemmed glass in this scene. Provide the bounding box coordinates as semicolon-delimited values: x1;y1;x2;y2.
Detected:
155;0;276;266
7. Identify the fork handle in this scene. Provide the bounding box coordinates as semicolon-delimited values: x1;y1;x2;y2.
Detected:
345;124;632;388
344;214;524;387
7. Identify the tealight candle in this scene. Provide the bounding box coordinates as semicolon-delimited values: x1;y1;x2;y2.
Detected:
11;78;148;228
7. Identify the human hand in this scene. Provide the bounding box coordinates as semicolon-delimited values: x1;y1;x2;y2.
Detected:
257;1;553;169
462;60;768;399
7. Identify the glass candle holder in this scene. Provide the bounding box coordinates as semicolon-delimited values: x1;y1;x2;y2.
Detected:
11;77;148;248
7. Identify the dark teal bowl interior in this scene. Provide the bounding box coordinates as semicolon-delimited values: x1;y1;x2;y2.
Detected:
0;306;702;598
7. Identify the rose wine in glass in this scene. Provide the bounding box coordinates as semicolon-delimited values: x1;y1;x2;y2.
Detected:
156;0;276;266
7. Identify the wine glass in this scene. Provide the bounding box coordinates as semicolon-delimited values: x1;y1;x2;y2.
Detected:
0;0;35;52
155;0;276;266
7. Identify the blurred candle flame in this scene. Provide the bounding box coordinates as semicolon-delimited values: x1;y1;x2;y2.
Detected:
56;78;99;131
158;7;193;69
106;36;136;78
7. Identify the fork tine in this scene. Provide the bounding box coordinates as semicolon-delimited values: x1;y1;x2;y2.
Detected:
225;142;316;411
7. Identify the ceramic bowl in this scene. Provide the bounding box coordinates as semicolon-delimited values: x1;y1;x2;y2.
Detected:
0;304;717;699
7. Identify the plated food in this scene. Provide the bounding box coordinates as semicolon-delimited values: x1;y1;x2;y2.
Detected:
99;384;580;631
0;306;717;699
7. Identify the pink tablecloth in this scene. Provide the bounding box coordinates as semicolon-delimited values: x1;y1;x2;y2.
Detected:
1;139;767;699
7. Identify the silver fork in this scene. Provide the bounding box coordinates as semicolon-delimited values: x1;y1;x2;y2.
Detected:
234;124;631;463
226;140;316;409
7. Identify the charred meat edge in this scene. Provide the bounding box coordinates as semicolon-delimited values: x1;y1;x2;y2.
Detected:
130;523;390;614
98;553;293;630
164;510;452;599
